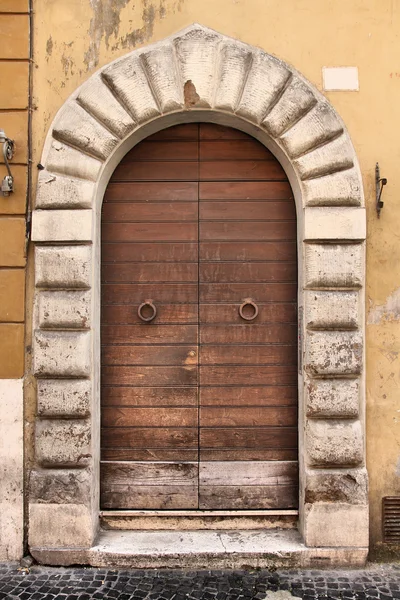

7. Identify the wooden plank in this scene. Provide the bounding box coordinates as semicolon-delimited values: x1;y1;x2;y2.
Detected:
200;365;297;386
102;407;197;427
124;141;199;161
101;304;198;326
200;201;295;221
101;386;198;407
199;181;293;200
147;123;199;141
199;449;298;461
101;485;198;509
102;202;198;222
102;283;198;304
200;345;296;366
200;324;297;344
200;140;274;161
200;386;297;407
200;407;297;427
102;222;198;242
104;182;198;202
101;365;197;386
101;427;198;448
199;221;296;241
200;427;298;449
101;324;198;344
111;161;198;181
199;161;287;181
102;345;198;366
199;304;297;325
199;262;297;283
101;448;199;461
200;283;297;303
198;485;298;509
199;241;296;261
102;263;198;283
101;461;198;484
102;242;198;263
199;123;252;140
199;461;298;485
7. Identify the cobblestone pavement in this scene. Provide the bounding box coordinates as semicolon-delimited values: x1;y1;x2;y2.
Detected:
1;563;400;600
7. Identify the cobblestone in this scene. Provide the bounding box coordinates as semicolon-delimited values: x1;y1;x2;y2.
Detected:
1;563;400;599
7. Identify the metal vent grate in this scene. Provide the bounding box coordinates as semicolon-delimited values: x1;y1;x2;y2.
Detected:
383;497;400;543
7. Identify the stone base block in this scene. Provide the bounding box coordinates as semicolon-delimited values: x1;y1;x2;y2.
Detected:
29;503;95;549
303;502;369;547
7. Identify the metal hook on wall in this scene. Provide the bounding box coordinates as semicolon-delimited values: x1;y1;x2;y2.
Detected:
376;162;387;218
0;130;15;197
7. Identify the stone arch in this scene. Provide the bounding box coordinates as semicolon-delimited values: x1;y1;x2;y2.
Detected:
29;24;368;563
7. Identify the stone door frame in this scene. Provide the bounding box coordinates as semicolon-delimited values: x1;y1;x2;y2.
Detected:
29;24;368;557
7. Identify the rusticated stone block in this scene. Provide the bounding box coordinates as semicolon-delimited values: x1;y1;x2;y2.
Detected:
35;420;91;467
32;210;92;243
304;207;366;241
305;331;362;376
30;468;91;504
53;103;118;161
262;77;316;138
294;135;354;180
305;243;363;289
29;503;94;548
37;291;91;329
304;467;368;505
46;141;102;182
34;331;91;378
35;245;91;289
281;103;343;159
302;167;363;207
37;379;91;418
237;51;289;123
306;419;363;467
305;291;359;330
304;503;368;548
306;378;359;418
35;170;95;209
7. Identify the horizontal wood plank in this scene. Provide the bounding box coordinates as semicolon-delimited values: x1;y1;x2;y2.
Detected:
101;386;198;407
123;141;199;161
199;181;293;200
200;386;297;407
200;221;296;241
200;140;274;161
200;283;297;302
102;263;198;283
101;365;197;386
199;304;296;325
102;284;198;304
199;461;298;485
102;345;198;366
104;182;198;202
200;365;297;386
101;325;198;345
102;242;198;263
200;427;298;449
102;407;198;427
199;241;296;261
199;449;298;461
111;161;198;181
200;201;295;221
199;124;253;140
102;222;198;242
199;161;287;181
101;448;199;461
147;124;199;141
198;484;298;509
200;324;297;345
102;305;198;326
102;202;198;222
102;427;198;448
199;262;297;283
101;461;198;485
200;345;296;366
200;407;297;427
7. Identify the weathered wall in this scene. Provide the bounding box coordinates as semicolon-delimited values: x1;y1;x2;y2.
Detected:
0;0;29;560
29;0;400;551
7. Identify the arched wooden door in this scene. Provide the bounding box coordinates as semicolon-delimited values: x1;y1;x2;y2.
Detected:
100;123;298;511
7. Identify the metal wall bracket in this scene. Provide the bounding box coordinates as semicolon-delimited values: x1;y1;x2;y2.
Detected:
376;162;387;218
0;130;15;197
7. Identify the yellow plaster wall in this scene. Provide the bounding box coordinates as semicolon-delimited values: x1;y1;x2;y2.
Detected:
32;0;400;549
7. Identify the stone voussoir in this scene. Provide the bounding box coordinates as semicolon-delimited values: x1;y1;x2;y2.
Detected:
302;167;363;206
35;245;92;289
305;377;360;418
35;419;91;467
35;170;95;209
34;330;91;378
46;140;102;181
305;243;363;289
37;290;91;329
214;40;253;112
305;330;362;376
37;379;91;418
306;419;363;467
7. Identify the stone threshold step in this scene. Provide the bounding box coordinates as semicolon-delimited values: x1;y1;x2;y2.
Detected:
31;529;368;569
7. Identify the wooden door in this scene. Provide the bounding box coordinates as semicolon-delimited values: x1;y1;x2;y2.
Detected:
100;123;298;511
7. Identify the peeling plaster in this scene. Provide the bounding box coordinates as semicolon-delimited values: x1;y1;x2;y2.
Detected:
368;287;400;324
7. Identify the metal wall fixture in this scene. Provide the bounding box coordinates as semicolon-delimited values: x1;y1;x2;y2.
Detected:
376;162;387;218
0;130;15;197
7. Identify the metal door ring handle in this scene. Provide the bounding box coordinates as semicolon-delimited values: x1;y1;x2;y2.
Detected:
239;298;258;321
138;300;157;322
